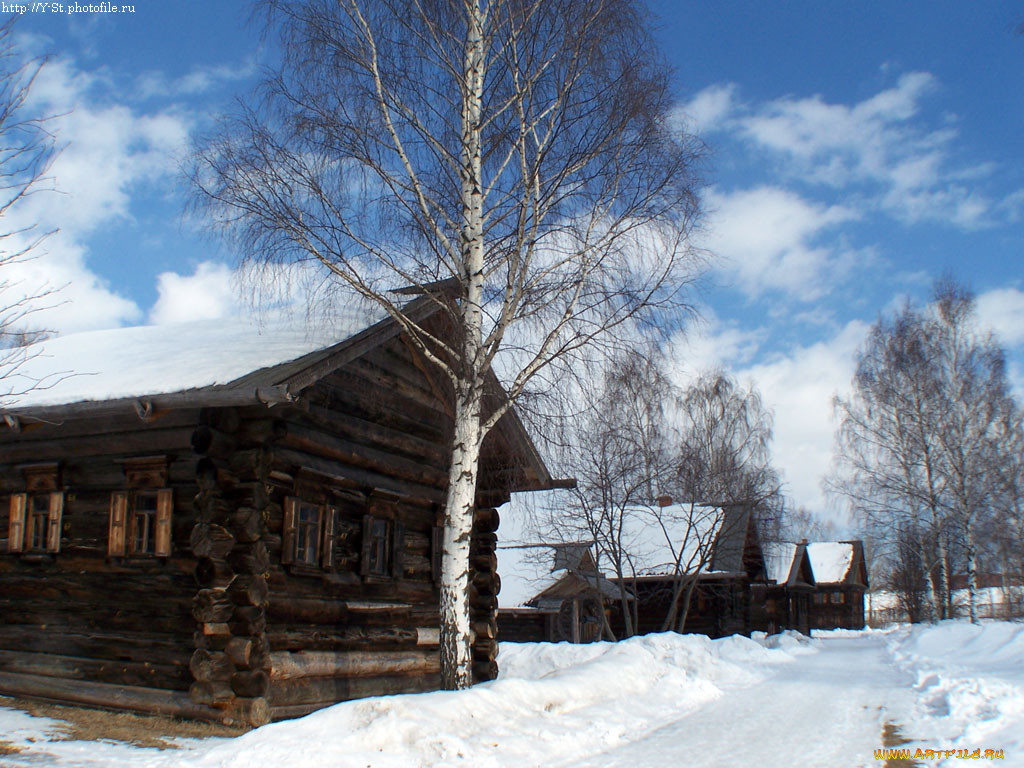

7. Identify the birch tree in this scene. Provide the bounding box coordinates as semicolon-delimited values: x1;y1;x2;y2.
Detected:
834;280;1017;623
191;0;702;687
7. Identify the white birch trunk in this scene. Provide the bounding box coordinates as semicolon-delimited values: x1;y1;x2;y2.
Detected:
965;532;979;624
438;0;487;690
439;384;483;689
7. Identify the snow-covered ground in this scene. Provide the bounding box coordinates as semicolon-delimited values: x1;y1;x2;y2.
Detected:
1;621;1022;768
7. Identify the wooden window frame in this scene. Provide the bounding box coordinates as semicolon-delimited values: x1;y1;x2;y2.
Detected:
8;464;64;555
360;514;404;580
282;496;337;572
108;488;172;559
7;491;64;555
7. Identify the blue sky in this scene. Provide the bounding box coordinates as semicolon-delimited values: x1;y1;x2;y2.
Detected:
9;1;1024;525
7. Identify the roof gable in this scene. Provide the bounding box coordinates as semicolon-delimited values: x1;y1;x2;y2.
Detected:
763;541;815;587
807;541;867;586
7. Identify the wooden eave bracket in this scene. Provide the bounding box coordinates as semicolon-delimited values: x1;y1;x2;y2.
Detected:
3;414;21;432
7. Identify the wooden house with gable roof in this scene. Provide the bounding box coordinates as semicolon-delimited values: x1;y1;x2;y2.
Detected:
750;541;815;635
611;502;766;639
0;291;557;726
501;502;767;642
806;540;868;630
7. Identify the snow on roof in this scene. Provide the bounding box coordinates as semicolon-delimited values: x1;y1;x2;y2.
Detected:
497;543;563;608
620;503;731;577
2;305;385;410
763;542;798;585
806;542;854;584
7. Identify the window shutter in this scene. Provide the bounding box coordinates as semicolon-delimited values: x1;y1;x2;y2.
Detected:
321;506;337;571
359;515;373;576
154;489;173;557
391;521;405;579
46;492;65;553
281;497;298;565
108;492;128;557
8;494;26;553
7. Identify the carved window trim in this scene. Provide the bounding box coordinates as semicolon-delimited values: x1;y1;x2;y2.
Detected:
7;464;63;556
109;457;172;559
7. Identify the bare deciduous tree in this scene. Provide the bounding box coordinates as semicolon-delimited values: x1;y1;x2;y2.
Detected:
675;371;783;529
537;362;780;638
833;279;1018;624
191;0;702;686
534;346;679;639
0;19;60;403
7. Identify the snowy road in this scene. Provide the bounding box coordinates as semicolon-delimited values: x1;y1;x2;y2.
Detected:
569;632;913;768
1;623;1022;768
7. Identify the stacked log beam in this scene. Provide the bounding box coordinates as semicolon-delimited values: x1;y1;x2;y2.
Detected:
188;412;271;727
469;506;500;683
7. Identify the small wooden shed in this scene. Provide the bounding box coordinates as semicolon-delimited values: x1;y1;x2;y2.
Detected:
0;294;554;726
497;543;626;643
806;540;868;630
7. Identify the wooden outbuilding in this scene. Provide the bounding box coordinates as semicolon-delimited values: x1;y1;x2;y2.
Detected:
806;540;868;630
750;541;815;635
497;543;626;643
0;294;555;726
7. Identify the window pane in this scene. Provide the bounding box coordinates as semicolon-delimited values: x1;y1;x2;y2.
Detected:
133;493;158;554
295;503;321;565
368;517;392;576
30;495;49;550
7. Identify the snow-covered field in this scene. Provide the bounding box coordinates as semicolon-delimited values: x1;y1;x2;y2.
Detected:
1;621;1022;768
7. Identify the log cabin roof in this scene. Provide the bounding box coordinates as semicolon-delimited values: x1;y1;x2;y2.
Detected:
762;541;815;588
806;540;868;587
619;503;760;578
0;293;555;492
1;300;386;415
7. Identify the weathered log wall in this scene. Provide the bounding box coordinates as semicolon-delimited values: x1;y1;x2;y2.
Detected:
0;409;201;715
608;577;751;639
0;330;521;726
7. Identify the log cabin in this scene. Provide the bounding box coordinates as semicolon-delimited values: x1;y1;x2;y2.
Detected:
750;541;815;635
806;540;868;630
500;503;766;642
609;504;766;639
0;293;557;727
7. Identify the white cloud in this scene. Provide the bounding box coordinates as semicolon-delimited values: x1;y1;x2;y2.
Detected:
1;237;142;334
0;49;197;334
976;286;1024;348
149;261;240;325
674;84;737;135
735;319;870;515
134;60;258;100
701;186;858;300
694;72;1007;228
666;306;767;378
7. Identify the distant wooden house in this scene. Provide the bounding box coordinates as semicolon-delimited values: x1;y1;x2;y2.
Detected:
750;541;815;635
0;293;556;726
806;541;868;630
497;543;627;643
501;503;766;642
610;504;766;639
